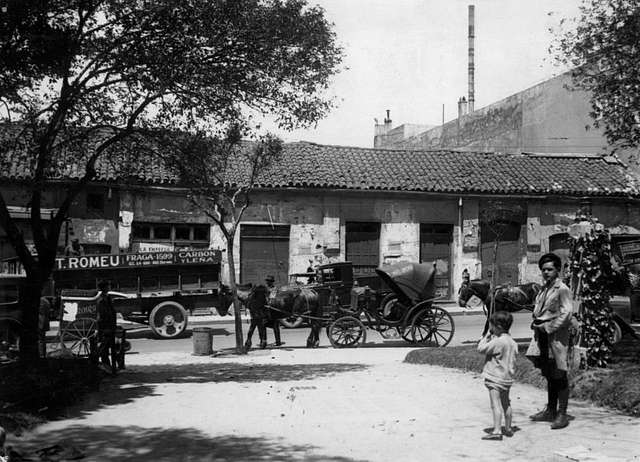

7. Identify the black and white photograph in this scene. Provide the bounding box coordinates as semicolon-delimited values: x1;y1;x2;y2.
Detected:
0;0;639;460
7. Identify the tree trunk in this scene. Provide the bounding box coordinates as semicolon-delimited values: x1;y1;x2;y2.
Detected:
20;276;44;362
226;239;246;354
490;237;499;316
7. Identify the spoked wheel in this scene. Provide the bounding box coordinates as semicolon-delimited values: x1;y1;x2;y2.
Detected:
60;318;98;356
410;306;455;347
327;316;367;348
149;301;188;339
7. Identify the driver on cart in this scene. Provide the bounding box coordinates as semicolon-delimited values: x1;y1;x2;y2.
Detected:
265;275;277;300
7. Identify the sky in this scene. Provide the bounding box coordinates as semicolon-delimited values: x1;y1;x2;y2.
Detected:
262;0;583;148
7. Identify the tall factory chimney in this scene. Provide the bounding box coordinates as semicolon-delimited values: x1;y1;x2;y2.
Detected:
468;4;475;113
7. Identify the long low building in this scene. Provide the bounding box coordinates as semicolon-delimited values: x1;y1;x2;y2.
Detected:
1;141;639;300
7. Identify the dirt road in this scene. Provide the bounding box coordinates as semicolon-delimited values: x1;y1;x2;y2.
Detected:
8;348;640;461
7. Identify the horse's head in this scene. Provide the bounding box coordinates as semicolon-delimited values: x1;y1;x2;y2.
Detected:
458;279;490;307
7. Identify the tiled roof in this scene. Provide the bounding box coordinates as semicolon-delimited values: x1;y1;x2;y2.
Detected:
1;136;638;197
247;143;639;197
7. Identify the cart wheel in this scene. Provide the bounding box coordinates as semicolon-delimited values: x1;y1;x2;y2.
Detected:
327;316;367;348
410;306;455;347
60;318;98;356
280;316;304;328
149;301;188;339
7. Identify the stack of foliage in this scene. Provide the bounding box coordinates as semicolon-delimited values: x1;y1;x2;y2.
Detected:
567;215;616;367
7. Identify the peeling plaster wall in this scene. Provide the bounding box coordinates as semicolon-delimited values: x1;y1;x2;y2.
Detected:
458;199;481;286
111;187;640;298
69;218;118;251
129;192;208;223
381;223;419;265
211;191;463;293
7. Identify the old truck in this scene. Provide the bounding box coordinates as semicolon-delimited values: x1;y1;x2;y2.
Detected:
52;249;231;339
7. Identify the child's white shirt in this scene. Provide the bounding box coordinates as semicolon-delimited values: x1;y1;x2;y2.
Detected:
477;333;518;387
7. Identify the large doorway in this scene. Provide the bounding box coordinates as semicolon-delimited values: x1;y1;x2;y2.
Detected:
240;225;290;285
346;222;380;277
480;220;522;285
420;223;453;299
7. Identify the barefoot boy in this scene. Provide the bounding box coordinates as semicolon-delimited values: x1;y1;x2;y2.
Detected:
477;310;518;440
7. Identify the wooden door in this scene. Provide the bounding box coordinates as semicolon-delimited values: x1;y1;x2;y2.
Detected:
240;225;290;285
480;221;521;285
346;222;380;277
420;223;453;299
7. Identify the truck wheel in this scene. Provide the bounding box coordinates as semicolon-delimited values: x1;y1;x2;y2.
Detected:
149;301;188;339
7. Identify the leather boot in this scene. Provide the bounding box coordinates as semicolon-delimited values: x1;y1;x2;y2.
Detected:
551;387;570;429
551;412;569;429
529;406;556;422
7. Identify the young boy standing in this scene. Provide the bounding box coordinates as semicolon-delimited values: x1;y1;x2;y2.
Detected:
477;310;518;440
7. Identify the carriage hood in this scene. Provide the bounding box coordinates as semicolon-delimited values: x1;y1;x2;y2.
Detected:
375;262;437;303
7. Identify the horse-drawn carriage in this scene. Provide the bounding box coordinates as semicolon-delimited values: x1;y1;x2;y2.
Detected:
326;261;455;348
244;260;455;349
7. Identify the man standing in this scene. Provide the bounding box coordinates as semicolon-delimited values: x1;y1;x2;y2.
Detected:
65;238;85;256
526;252;573;429
96;280;117;375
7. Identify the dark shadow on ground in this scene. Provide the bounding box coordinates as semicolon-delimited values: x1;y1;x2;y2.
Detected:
44;362;368;420
120;362;367;386
12;425;367;462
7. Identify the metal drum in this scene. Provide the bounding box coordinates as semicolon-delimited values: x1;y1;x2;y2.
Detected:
192;327;213;355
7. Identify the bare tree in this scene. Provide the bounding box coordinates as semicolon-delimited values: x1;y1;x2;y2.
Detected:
160;126;283;353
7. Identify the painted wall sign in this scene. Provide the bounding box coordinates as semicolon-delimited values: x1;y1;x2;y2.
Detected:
55;250;221;270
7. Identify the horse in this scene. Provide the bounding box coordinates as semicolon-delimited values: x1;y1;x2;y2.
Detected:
458;279;542;334
244;285;323;350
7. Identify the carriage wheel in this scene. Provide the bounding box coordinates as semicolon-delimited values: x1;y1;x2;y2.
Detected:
327;316;367;348
60;318;98;356
410;306;455;347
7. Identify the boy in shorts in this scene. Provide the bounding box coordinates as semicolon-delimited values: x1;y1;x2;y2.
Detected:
477;310;518;440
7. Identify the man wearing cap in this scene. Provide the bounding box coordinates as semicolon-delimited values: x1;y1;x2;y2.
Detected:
526;252;573;429
265;275;277;299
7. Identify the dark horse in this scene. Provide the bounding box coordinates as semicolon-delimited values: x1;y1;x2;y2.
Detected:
458;279;542;334
244;285;323;349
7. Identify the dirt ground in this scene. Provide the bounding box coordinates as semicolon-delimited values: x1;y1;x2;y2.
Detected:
7;347;640;462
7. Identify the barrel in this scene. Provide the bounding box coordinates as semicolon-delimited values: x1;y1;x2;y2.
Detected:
192;327;213;355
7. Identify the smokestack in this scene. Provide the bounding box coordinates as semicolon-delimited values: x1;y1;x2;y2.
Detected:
468;5;475;113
